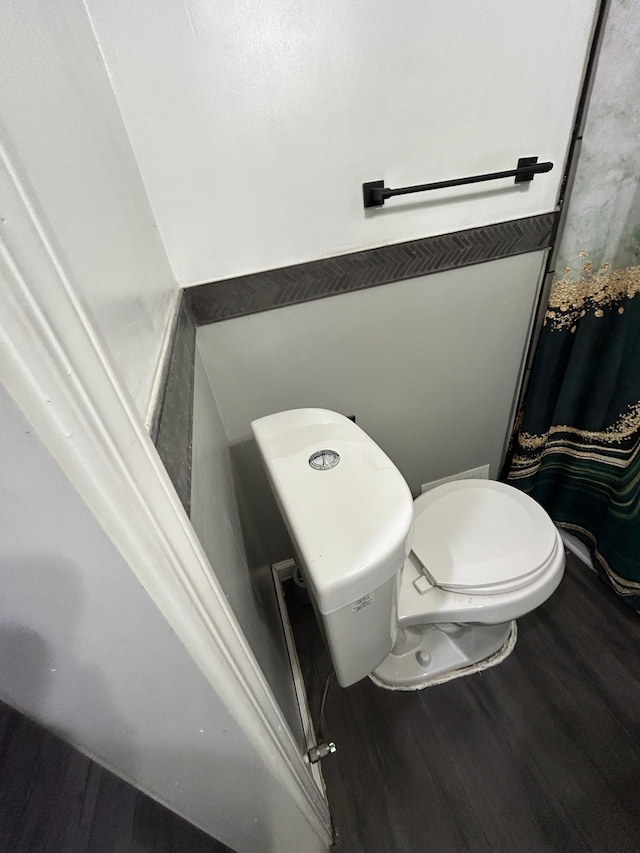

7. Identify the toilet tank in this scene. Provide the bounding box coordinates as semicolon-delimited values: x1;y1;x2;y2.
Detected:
251;408;414;686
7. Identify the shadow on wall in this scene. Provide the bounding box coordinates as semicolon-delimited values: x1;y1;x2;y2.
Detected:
0;556;269;851
228;438;292;573
0;555;136;784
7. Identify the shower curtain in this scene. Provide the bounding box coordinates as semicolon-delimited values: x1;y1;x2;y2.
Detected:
506;0;640;611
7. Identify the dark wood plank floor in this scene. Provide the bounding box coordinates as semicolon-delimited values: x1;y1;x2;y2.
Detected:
288;552;640;852
0;703;235;853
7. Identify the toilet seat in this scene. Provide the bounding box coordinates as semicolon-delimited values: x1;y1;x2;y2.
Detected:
411;480;558;595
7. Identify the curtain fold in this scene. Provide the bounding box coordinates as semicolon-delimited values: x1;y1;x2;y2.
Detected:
507;268;640;610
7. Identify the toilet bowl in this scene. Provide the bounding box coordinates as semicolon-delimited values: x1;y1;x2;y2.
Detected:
251;408;565;691
371;479;564;689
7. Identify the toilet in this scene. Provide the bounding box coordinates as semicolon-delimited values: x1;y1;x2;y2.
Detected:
251;408;565;691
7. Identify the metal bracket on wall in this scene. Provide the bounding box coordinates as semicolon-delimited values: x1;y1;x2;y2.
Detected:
362;156;553;208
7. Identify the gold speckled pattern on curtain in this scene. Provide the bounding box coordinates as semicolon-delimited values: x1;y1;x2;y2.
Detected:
508;266;640;609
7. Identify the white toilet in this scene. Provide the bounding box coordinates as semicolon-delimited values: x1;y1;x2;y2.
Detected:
252;408;565;691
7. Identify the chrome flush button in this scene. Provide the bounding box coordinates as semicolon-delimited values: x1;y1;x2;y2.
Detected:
309;449;340;470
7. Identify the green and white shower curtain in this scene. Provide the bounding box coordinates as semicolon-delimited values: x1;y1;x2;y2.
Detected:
508;266;640;610
507;0;640;611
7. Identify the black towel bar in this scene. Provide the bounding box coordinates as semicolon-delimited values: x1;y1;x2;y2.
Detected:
362;157;553;208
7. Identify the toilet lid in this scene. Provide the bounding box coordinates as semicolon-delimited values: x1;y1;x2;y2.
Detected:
411;480;558;594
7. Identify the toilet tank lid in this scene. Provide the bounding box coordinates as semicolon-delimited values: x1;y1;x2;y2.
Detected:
251;409;414;614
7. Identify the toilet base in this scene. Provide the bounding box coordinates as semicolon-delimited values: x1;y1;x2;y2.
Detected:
370;620;517;691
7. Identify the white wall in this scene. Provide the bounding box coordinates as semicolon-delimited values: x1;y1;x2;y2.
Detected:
0;383;324;853
191;351;303;742
197;252;547;562
0;1;177;422
84;0;597;285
